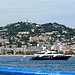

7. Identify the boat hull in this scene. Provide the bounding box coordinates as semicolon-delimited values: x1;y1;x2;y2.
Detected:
30;56;71;60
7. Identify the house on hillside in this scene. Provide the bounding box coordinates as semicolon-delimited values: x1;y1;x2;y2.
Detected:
0;37;9;44
51;40;67;51
29;36;52;42
63;46;75;53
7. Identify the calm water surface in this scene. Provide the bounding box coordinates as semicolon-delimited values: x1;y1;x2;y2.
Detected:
0;56;75;72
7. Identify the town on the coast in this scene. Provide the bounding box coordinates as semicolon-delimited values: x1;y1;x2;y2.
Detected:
0;21;75;55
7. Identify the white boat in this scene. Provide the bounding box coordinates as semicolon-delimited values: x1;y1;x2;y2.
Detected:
30;50;71;60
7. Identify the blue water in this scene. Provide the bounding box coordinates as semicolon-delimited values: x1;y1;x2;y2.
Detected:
0;56;75;72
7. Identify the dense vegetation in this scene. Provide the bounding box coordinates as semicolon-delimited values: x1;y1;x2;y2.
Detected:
0;21;75;41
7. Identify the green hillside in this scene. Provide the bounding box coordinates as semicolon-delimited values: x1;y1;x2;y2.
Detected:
0;21;75;41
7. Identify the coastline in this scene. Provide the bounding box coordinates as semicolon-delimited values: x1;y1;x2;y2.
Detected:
71;56;75;57
0;55;33;57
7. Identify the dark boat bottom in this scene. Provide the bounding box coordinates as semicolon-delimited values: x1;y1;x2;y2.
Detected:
30;56;71;60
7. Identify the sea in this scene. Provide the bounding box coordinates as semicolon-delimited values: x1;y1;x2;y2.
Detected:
0;56;75;73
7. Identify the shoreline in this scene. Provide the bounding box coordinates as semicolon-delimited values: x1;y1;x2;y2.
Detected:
0;55;75;57
0;55;33;56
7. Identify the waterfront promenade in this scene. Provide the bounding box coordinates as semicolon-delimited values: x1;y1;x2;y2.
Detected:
0;55;33;56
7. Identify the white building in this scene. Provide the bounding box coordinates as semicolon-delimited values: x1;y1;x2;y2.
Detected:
31;29;35;32
0;37;9;44
18;31;30;35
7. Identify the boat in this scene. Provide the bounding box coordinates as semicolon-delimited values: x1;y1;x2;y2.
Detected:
30;50;71;60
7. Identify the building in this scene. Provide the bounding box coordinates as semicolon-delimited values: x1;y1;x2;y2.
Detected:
0;37;9;44
51;40;67;51
62;30;67;33
29;36;52;42
27;46;42;52
63;46;75;53
45;31;58;35
18;32;30;35
31;29;35;32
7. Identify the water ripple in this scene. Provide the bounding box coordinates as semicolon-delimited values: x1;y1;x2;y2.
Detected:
0;56;75;72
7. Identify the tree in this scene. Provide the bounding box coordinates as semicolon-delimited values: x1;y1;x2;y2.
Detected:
0;43;2;47
30;41;37;46
17;42;21;47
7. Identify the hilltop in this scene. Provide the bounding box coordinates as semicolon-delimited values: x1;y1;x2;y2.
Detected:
0;21;75;40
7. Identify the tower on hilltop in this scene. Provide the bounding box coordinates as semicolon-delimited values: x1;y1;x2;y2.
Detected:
26;19;28;25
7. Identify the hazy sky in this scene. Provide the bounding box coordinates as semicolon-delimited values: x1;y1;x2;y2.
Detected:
0;0;75;28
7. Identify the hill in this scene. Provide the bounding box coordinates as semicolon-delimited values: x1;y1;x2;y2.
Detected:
0;21;75;45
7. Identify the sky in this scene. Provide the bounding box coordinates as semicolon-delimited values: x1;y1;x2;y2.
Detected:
0;0;75;28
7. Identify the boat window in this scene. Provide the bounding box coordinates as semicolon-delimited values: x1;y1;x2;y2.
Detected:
53;53;58;54
42;56;49;57
48;53;52;54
